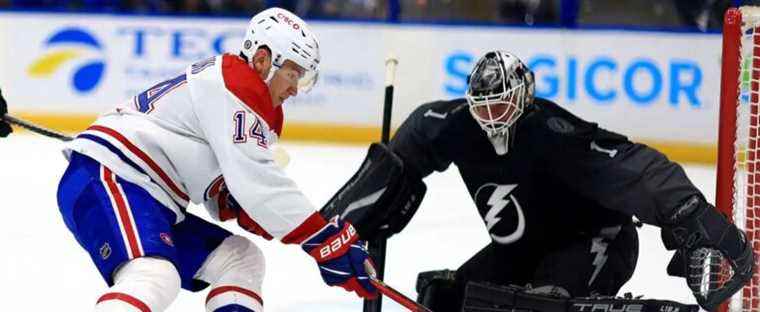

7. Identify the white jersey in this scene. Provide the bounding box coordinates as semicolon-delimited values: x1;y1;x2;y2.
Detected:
64;54;322;243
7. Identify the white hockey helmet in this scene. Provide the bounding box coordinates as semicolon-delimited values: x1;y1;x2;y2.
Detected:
241;7;320;93
466;50;535;155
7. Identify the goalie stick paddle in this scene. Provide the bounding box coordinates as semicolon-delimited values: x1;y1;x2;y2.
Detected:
364;55;399;312
0;90;73;141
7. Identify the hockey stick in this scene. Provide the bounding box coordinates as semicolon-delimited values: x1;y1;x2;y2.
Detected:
0;90;73;141
2;114;73;141
365;260;433;312
370;278;433;312
364;55;398;312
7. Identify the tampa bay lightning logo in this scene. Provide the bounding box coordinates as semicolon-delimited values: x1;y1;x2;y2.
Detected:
473;183;525;245
28;27;106;93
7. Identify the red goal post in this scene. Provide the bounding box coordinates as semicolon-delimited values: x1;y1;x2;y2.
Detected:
717;6;760;312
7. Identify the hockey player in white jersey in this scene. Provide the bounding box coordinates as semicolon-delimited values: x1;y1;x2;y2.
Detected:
56;7;377;312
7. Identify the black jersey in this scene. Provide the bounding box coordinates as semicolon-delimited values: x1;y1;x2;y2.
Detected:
389;97;703;249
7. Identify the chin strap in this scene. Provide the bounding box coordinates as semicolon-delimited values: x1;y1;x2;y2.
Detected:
264;63;278;84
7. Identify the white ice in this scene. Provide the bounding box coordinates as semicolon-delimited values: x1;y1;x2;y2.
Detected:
0;135;709;311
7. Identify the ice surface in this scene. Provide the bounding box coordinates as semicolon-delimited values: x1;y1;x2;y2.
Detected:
0;135;710;311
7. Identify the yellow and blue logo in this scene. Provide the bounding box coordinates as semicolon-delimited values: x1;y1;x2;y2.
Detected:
28;27;106;93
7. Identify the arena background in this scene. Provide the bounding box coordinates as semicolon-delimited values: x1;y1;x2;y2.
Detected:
0;0;743;164
0;1;750;311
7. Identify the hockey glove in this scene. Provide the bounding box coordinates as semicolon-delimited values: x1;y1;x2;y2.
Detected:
302;216;378;299
209;180;274;240
0;89;12;137
661;195;755;311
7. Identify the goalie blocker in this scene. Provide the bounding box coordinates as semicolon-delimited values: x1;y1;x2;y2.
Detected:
320;143;426;241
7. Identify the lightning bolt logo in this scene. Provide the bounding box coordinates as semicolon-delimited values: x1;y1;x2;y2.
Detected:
589;238;609;286
588;225;622;286
475;183;525;245
484;184;514;230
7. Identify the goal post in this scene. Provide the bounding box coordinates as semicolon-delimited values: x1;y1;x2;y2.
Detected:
717;6;760;312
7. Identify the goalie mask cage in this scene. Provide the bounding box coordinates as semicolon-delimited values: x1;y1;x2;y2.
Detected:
718;6;760;312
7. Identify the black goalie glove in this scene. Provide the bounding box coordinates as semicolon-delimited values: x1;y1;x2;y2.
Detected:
661;195;755;311
0;89;12;137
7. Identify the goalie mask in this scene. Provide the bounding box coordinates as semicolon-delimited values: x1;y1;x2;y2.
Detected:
466;51;535;155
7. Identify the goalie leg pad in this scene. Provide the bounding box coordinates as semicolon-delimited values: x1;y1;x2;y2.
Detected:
416;270;459;311
532;223;638;297
462;282;700;312
195;235;265;312
95;256;181;312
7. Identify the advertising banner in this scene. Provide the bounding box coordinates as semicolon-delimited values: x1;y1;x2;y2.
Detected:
0;12;721;146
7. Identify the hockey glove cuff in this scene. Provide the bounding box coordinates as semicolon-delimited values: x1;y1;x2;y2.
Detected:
301;216;378;299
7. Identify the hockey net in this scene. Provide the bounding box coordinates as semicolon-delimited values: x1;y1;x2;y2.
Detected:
717;6;760;312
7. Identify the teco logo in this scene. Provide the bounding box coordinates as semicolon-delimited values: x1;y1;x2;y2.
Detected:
277;13;301;30
318;224;357;259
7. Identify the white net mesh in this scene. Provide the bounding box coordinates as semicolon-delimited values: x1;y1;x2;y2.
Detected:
731;7;760;310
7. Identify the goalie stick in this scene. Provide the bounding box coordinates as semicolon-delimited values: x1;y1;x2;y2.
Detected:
364;54;399;312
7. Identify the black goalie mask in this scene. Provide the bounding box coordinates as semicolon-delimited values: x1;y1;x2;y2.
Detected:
466;51;535;155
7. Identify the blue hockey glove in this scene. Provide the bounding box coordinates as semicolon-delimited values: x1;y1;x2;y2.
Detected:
302;216;378;299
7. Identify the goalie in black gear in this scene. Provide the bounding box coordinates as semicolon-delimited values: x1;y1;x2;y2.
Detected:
349;50;753;312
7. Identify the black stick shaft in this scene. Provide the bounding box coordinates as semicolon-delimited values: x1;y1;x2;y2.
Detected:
365;57;397;312
381;85;394;143
2;114;73;141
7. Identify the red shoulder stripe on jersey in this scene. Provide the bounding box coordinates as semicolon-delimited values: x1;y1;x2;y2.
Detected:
281;212;328;244
98;292;151;312
88;125;190;202
221;54;283;136
206;286;264;307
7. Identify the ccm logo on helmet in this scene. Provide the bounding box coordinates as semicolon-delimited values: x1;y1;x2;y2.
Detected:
318;224;357;259
277;12;301;30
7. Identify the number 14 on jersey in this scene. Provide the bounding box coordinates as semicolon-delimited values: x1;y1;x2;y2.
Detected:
232;111;268;148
